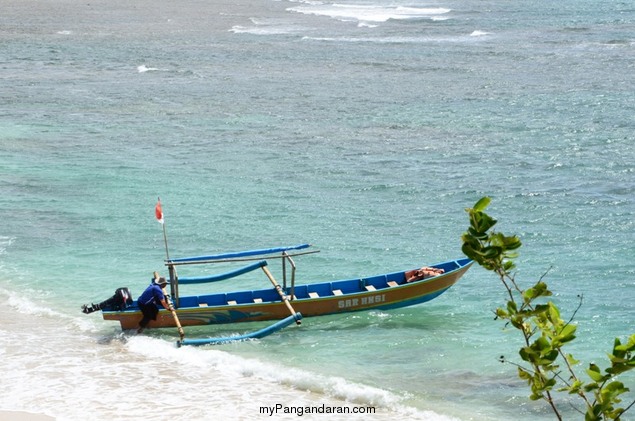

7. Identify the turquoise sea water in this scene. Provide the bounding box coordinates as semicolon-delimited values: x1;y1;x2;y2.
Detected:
1;0;633;419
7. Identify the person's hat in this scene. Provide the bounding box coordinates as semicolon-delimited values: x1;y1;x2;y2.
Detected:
155;277;168;286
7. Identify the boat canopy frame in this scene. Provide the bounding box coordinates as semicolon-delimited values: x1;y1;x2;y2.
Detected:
164;244;319;308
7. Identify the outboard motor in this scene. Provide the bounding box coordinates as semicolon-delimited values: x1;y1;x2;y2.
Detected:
82;287;133;314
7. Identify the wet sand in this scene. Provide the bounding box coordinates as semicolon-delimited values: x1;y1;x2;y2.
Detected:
0;411;55;421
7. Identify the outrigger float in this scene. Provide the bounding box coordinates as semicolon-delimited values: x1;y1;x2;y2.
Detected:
83;244;472;347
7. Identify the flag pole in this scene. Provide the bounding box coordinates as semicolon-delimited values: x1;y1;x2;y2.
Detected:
156;197;173;299
161;217;170;261
156;197;170;261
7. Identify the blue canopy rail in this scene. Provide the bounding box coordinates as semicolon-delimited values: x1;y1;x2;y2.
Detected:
167;244;313;264
177;260;267;285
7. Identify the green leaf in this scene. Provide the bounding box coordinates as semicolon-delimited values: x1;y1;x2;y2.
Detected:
472;212;497;235
533;304;551;317
566;379;583;394
587;364;606;382
541;350;559;364
482;246;502;259
519;347;535;362
560;323;577;338
468;226;488;240
495;308;509;319
503;235;522;250
566;353;580;366
585;406;601;421
533;281;551;298
555;324;577;346
584;383;600;392
506;300;518;314
530;392;543;401
547;303;561;323
533;336;551;352
518;367;532;380
606;362;635;376
473;197;491;212
503;260;516;271
461;243;483;263
601;380;627;399
523;287;536;300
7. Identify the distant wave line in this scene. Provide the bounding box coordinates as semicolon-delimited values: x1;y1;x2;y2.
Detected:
287;4;451;23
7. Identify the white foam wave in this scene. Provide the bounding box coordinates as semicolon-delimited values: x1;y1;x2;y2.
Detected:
287;3;451;24
6;290;59;318
124;336;459;419
230;25;298;35
137;64;160;73
2;287;101;333
230;17;304;35
470;30;491;37
127;336;402;406
301;34;479;44
358;21;379;28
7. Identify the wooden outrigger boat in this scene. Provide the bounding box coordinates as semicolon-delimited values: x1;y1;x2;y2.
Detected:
84;244;472;346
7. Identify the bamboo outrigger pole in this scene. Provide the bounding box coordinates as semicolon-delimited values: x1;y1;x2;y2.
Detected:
154;271;185;341
261;266;302;325
167;295;185;342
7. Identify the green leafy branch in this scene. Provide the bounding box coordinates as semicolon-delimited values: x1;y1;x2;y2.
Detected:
461;197;635;420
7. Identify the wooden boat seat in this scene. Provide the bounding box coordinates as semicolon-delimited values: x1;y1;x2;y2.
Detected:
365;285;376;291
227;300;237;305
198;302;208;307
253;298;263;303
308;292;319;299
333;289;343;296
387;281;398;287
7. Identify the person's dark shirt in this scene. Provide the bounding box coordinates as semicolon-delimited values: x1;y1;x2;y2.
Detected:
138;283;165;307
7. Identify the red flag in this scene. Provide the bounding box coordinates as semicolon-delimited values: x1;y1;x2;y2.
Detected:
155;199;164;224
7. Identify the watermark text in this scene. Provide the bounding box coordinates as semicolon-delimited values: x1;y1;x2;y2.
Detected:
260;403;376;417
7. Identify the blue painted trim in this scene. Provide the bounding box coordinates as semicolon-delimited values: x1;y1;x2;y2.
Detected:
169;244;311;263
